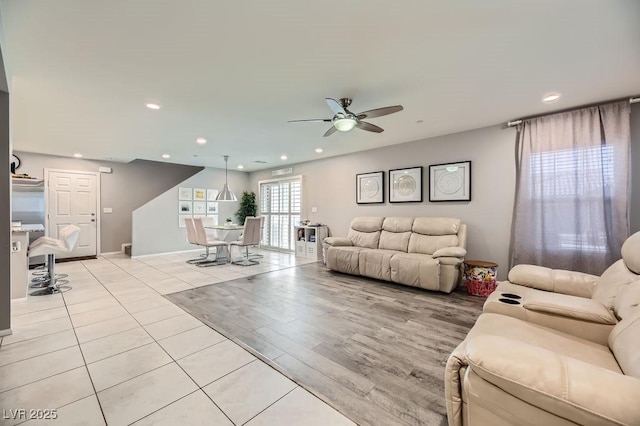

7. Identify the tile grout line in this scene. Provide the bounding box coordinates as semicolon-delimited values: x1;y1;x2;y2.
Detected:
94;255;239;425
2;253;316;425
99;254;306;425
0;330;78;368
240;386;299;426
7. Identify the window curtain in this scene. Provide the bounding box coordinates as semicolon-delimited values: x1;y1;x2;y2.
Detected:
510;101;630;275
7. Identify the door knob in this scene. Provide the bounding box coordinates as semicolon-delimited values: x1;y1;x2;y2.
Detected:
91;219;96;222
91;213;96;216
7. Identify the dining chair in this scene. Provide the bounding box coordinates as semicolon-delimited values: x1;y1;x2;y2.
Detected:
184;218;209;264
192;218;228;267
229;216;262;266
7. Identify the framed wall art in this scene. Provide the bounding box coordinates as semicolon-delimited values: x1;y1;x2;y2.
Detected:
206;202;219;214
193;188;206;201
429;161;471;202
193;201;206;214
178;214;191;228
178;201;192;214
389;166;422;203
178;187;192;200
207;189;219;201
356;171;384;204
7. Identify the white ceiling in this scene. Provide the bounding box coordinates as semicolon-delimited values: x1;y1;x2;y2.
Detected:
1;0;639;171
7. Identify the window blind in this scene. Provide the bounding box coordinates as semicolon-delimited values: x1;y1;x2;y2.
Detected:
259;177;302;251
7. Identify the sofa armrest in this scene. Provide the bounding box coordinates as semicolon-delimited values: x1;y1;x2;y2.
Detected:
465;335;640;426
436;256;465;266
508;264;598;298
322;237;353;247
432;247;467;258
523;291;617;325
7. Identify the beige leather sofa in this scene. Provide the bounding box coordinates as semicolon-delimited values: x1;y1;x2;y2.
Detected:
445;232;640;425
484;231;640;344
323;217;467;293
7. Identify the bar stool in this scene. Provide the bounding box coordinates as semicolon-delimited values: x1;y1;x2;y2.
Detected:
28;225;81;295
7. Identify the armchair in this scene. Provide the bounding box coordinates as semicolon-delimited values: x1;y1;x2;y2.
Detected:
484;231;640;344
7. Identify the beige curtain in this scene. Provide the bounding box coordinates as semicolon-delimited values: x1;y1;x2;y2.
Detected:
510;101;630;275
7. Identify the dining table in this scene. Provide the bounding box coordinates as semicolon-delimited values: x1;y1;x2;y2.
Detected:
205;223;244;261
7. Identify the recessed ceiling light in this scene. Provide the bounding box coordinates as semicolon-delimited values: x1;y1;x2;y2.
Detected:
145;103;161;110
416;120;424;124
73;153;82;158
196;137;207;145
162;153;170;159
315;148;323;153
280;155;288;160
542;93;561;103
237;165;244;170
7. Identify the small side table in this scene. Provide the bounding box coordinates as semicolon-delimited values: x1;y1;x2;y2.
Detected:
463;260;499;297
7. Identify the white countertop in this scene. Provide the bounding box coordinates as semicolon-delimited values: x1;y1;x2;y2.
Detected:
11;224;45;233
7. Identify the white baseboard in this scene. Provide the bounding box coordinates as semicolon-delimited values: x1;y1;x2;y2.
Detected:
131;248;203;259
100;251;122;256
0;328;13;337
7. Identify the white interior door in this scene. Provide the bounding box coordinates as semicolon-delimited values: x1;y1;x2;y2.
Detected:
46;170;99;258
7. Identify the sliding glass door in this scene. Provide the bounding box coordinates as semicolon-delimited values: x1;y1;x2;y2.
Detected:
259;176;302;251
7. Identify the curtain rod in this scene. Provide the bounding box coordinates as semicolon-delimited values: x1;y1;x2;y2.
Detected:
506;96;640;128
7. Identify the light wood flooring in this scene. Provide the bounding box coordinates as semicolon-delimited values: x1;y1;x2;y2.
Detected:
167;262;485;426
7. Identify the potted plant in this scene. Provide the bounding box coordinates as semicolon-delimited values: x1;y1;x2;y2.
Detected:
236;191;257;225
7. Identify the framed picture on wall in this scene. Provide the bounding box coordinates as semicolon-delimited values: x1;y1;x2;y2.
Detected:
206;215;219;226
429;161;471;201
356;171;384;204
193;188;206;201
389;166;423;203
178;187;192;200
193;201;206;214
178;214;191;228
207;189;219;201
206;202;219;214
178;201;192;214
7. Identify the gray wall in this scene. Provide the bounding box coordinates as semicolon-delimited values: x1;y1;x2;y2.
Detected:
631;103;640;234
250;106;640;280
0;31;10;333
1;91;9;333
14;152;203;252
250;124;517;279
132;167;250;256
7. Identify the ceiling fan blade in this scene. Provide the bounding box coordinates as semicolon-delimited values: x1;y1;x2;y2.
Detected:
323;126;338;137
356;121;384;133
288;118;332;123
325;98;346;115
357;105;403;120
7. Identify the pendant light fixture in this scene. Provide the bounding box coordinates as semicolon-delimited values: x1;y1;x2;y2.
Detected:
216;155;237;201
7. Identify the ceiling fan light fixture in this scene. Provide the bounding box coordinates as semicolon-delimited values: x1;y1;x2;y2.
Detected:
333;115;357;132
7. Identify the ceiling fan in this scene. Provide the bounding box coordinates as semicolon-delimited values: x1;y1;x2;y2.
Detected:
289;98;403;137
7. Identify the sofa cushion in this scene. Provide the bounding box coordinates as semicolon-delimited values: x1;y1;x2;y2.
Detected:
621;231;640;274
390;253;440;290
592;259;639;310
379;231;411;252
347;229;381;249
382;217;414;232
609;311;640;378
325;246;364;275
412;217;460;235
350;217;384;233
408;234;459;255
359;249;396;281
614;281;640;320
467;313;621;374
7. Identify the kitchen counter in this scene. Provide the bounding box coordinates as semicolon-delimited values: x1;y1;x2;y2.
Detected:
11;224;45;233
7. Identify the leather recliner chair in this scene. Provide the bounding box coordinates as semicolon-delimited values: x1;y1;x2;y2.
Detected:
445;232;640;425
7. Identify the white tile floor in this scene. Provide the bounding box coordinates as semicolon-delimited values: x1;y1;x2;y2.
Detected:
0;250;355;426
